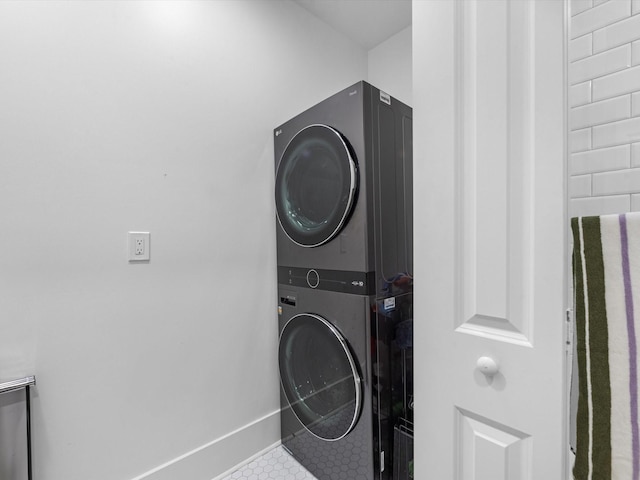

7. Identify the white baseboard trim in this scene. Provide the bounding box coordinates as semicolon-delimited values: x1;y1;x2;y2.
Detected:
131;409;281;480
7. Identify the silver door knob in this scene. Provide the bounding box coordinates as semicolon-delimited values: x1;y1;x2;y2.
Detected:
476;356;499;376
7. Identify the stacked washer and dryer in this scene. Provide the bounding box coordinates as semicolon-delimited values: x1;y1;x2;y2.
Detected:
274;81;413;480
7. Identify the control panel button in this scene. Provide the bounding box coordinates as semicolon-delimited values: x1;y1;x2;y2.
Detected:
306;269;320;288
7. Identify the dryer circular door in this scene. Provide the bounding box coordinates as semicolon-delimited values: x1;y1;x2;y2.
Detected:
278;313;362;441
275;124;357;247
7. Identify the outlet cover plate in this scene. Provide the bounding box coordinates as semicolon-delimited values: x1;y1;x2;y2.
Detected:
128;232;150;262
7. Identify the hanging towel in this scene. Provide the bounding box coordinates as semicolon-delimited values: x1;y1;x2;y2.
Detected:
572;213;640;480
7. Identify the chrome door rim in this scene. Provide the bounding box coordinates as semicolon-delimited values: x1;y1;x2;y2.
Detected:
275;124;358;248
278;313;362;441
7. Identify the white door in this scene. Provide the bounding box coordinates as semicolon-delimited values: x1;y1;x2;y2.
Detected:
413;1;567;479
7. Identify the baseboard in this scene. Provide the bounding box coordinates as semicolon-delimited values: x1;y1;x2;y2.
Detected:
131;409;281;480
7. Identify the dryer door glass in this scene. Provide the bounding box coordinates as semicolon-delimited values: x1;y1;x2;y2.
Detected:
275;125;357;247
278;313;361;441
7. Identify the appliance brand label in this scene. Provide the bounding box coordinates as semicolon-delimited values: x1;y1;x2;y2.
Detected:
380;91;391;105
275;129;282;137
384;297;396;311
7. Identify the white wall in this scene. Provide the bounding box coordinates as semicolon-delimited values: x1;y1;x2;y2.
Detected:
570;0;640;216
0;2;367;479
368;26;413;106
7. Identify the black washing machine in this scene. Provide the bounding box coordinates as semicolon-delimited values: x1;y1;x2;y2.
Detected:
275;82;414;480
277;284;413;480
274;81;413;298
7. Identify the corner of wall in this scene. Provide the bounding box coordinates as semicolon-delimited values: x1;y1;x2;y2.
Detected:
367;25;413;106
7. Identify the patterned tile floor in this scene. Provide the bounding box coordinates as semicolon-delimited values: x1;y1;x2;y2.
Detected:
220;445;318;480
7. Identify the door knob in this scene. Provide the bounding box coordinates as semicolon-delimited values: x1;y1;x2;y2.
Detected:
476;356;499;376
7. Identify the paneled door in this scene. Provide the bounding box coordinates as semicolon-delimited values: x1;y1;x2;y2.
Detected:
413;1;567;479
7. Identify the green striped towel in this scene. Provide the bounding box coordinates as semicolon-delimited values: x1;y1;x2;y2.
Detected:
572;214;640;480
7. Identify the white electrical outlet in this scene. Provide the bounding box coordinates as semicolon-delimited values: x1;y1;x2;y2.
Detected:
128;232;150;261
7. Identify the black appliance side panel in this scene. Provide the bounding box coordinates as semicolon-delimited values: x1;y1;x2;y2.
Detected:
377;104;399;283
372;92;413;295
370;290;414;480
403;115;414;277
361;82;377;274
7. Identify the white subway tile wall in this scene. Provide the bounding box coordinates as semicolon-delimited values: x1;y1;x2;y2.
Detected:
592;65;640;101
571;81;592;107
632;91;640;115
592;116;640;148
572;0;594;16
571;0;630;39
571;174;593;197
571;128;592;153
571;34;593;62
571;195;631;217
571;144;630;175
633;142;640;166
593;13;640;52
593;167;640;195
570;0;640;216
570;44;630;85
570;95;630;130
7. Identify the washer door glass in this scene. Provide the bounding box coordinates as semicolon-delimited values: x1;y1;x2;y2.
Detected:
278;313;361;441
275;124;357;247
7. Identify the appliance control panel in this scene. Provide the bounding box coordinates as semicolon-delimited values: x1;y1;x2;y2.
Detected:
278;266;374;295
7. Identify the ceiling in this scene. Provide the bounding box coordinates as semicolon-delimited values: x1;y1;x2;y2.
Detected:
293;0;412;50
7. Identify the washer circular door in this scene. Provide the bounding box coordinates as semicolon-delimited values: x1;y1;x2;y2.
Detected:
278;313;362;441
275;124;357;247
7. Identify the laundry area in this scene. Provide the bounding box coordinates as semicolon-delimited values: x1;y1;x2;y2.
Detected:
0;2;414;479
2;1;640;480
